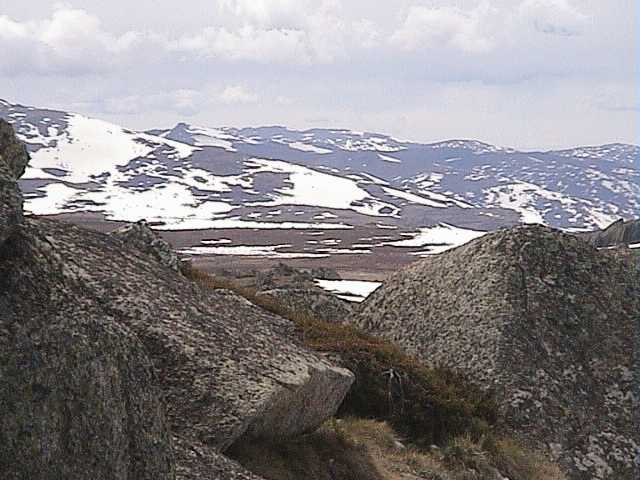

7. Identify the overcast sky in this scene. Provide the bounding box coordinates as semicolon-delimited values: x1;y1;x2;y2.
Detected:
0;0;637;149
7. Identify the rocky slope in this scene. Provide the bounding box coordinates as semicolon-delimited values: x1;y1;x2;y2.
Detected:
580;218;640;247
215;262;355;323
0;120;28;243
0;121;354;479
357;226;639;479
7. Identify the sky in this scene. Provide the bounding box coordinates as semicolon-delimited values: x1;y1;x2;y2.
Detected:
0;0;637;149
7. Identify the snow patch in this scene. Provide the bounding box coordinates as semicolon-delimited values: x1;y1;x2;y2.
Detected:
244;158;398;217
288;142;332;154
315;279;382;302
181;244;328;258
388;223;487;254
378;154;401;163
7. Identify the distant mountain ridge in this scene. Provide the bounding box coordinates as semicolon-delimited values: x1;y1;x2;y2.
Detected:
1;98;638;240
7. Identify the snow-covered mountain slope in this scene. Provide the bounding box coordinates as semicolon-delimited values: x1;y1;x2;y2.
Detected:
2;99;638;241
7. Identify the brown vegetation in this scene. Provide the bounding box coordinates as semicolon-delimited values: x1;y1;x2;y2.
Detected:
185;268;496;446
227;420;384;480
229;418;566;480
185;268;566;480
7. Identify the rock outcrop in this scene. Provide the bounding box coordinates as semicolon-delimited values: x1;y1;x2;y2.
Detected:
0;120;28;244
0;218;354;479
358;225;639;480
109;219;181;271
217;262;354;323
580;218;640;247
256;287;354;323
0;129;354;478
254;262;341;290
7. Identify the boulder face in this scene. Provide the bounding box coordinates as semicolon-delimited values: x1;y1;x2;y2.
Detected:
109;220;181;271
581;218;640;247
358;225;639;480
0;216;353;478
256;287;354;324
0;120;28;244
214;262;354;323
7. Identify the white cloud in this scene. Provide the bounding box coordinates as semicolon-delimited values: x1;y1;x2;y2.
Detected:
390;3;497;54
104;89;203;116
173;0;378;64
102;85;259;116
218;85;258;104
518;0;588;36
351;19;380;49
171;25;311;63
389;0;589;54
0;6;150;75
217;0;311;29
275;96;294;106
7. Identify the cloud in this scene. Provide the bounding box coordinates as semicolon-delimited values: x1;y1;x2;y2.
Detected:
389;0;589;55
218;85;259;104
390;3;497;54
171;25;310;64
173;0;378;64
101;85;259;116
518;0;588;36
0;6;151;75
217;0;311;29
103;89;203;116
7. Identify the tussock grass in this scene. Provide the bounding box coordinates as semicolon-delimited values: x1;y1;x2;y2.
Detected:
186;268;566;480
186;268;496;445
441;435;566;480
334;419;566;480
227;420;384;480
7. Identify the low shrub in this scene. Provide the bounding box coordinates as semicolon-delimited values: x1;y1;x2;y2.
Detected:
186;268;497;446
441;435;566;480
227;420;384;480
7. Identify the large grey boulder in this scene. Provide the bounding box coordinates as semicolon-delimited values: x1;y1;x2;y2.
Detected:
1;216;353;479
256;287;354;324
580;218;640;247
0;120;29;244
173;437;265;480
358;225;639;480
0;237;175;479
109;219;181;271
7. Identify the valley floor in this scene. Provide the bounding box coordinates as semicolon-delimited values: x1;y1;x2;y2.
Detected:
43;212;425;281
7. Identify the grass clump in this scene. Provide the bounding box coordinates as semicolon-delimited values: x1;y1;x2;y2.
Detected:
186;268;497;446
186;268;566;480
440;435;566;480
227;420;384;480
294;315;496;446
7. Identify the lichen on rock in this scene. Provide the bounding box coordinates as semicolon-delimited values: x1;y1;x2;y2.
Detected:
1;215;353;478
256;287;354;323
358;225;640;480
0;130;353;479
0;119;29;244
109;219;182;271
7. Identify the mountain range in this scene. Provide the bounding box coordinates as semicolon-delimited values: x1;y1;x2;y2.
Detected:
1;98;638;259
